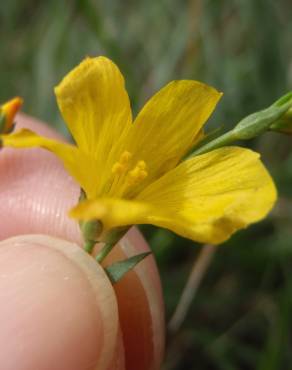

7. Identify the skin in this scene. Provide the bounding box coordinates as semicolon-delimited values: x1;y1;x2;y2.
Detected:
0;114;165;370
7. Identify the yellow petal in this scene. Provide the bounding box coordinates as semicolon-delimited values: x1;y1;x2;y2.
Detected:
2;129;99;198
55;57;132;166
125;81;222;187
70;147;277;244
69;197;151;238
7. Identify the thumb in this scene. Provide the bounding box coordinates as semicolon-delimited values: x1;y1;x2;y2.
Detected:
0;234;123;370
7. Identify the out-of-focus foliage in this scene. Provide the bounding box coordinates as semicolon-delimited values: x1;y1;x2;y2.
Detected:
0;1;291;369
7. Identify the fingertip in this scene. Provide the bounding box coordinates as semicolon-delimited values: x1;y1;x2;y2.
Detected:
0;235;119;370
0;114;81;243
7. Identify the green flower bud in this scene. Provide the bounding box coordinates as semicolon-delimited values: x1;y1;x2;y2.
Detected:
0;97;23;134
233;91;292;140
270;107;292;135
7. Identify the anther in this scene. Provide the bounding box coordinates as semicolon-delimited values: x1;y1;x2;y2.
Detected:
137;160;146;170
120;151;132;164
127;160;148;185
111;151;132;175
112;163;125;175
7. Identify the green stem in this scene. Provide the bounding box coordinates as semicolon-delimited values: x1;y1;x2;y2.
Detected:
95;227;130;263
188;130;237;157
84;240;96;254
96;241;115;263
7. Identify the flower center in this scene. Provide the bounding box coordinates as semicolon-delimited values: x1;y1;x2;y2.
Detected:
110;151;148;196
127;160;148;185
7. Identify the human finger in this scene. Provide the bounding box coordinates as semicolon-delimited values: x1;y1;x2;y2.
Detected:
0;113;165;369
0;234;122;370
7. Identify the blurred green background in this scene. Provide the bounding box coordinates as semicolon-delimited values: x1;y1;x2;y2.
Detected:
1;0;291;369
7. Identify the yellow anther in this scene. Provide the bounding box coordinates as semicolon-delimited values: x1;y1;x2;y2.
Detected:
120;151;132;164
112;162;126;175
111;151;132;176
127;160;148;185
128;167;139;179
137;160;146;170
138;170;148;181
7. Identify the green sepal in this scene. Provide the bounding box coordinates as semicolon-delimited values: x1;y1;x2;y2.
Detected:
105;252;151;284
0;113;16;135
269;103;292;135
80;219;103;242
270;117;292;135
0;113;5;133
80;219;102;254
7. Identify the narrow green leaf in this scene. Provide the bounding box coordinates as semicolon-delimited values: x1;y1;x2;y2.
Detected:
105;252;152;284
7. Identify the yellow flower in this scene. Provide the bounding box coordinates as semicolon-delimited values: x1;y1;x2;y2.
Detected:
0;97;23;134
2;57;277;244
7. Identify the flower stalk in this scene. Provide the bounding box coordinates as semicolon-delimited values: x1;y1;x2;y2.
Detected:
95;227;129;262
84;240;96;254
80;219;102;254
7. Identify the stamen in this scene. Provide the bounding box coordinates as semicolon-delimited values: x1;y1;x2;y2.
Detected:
112;163;126;175
127;160;148;185
111;151;132;175
120;151;132;164
137;160;146;170
109;153;148;197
